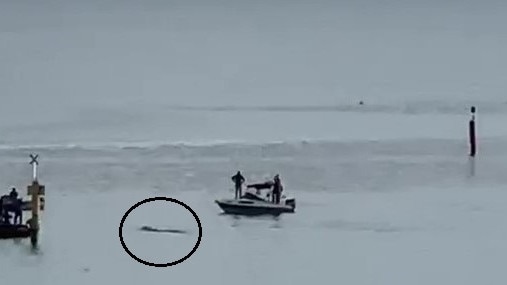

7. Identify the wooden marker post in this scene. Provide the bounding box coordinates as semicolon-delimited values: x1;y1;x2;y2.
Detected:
469;106;477;157
467;107;477;177
27;154;45;248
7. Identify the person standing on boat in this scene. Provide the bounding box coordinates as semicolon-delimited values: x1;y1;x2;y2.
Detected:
231;171;245;199
272;174;283;204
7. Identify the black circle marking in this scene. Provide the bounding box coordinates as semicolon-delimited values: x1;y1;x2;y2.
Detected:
119;197;202;267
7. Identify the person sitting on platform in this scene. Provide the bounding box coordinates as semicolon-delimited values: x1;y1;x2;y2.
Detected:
0;197;3;219
0;196;7;224
1;211;11;225
9;187;18;200
0;192;22;225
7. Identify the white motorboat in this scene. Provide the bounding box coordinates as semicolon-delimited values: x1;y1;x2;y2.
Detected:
215;182;296;216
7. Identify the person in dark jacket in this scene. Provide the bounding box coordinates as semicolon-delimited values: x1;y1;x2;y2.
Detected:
9;187;18;199
231;171;245;199
1;189;22;225
1;203;11;225
0;196;4;224
271;174;283;204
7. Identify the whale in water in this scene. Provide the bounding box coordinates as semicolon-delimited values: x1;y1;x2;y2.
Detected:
139;226;188;234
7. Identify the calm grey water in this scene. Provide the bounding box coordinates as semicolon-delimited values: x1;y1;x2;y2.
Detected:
0;135;506;285
1;1;507;284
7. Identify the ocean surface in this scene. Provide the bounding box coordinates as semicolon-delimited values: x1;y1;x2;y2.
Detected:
2;1;507;284
1;106;506;285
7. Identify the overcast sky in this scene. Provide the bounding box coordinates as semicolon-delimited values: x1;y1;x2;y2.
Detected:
1;0;506;117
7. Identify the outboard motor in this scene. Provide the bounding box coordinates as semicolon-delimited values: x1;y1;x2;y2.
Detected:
285;198;296;211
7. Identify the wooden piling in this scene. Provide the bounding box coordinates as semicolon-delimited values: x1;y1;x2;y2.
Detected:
469;106;476;157
27;154;45;248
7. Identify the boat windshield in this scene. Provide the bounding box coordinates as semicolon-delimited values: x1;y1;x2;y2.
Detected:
241;192;266;201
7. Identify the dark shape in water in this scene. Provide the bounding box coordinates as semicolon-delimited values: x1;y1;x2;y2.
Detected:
139;226;187;234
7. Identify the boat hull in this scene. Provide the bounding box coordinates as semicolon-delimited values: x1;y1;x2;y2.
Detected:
0;224;32;239
215;198;295;216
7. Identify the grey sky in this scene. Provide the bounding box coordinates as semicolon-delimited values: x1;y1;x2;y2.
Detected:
1;0;506;117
